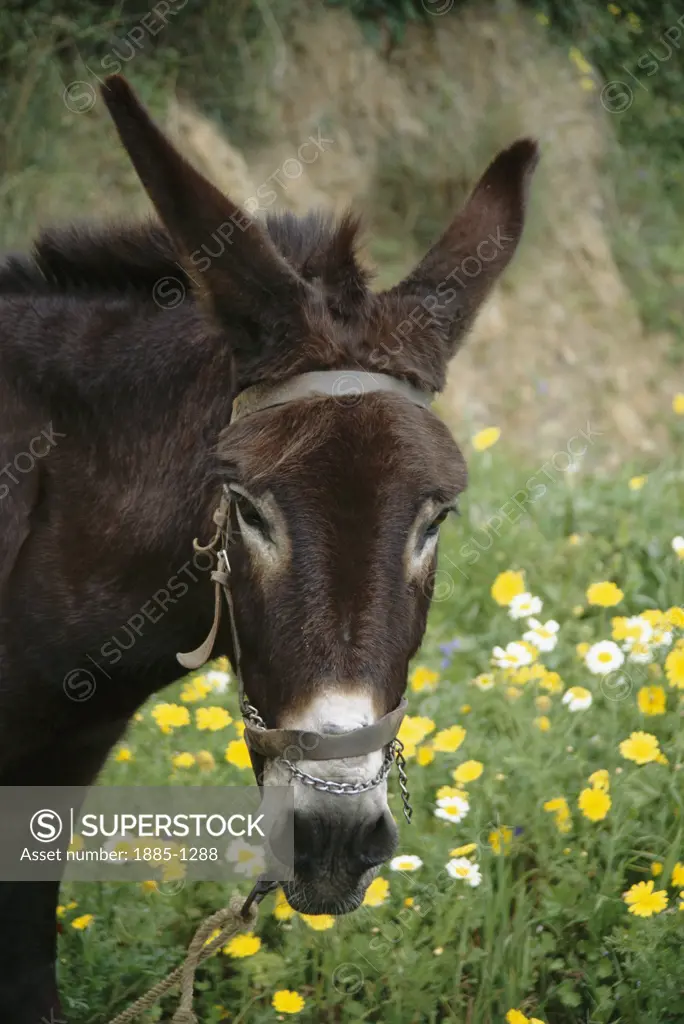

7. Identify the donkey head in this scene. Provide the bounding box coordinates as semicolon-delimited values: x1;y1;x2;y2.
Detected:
102;76;538;914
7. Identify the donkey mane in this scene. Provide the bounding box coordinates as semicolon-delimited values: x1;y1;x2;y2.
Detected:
0;210;369;310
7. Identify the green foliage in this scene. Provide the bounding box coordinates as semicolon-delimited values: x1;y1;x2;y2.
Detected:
521;0;684;347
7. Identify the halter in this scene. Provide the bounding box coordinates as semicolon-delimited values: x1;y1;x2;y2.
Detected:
177;370;435;824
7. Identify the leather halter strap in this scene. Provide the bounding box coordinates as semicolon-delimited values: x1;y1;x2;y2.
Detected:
243;697;408;761
231;370;432;423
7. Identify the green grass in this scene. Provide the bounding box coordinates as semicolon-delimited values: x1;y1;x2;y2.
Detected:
55;442;684;1024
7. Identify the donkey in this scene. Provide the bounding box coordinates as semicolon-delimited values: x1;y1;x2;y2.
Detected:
0;73;538;1022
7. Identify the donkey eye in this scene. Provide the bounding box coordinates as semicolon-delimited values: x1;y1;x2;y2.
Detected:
234;494;270;538
422;504;458;544
424;508;450;539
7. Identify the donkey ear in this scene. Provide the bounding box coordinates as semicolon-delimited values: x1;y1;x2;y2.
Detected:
100;75;309;325
383;139;539;356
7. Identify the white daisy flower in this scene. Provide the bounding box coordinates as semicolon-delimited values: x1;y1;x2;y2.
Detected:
445;857;482;887
627;642;653;664
472;673;495;691
206;670;230;693
562;686;593;712
620;616;653;649
585;640;625;675
651;629;673;648
508;593;543;620
434;794;470;824
225;839;265;877
523;618;560;652
672;536;684;559
389;854;423;872
492;642;534;669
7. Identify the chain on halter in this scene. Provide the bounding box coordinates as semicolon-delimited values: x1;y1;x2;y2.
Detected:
240;671;412;820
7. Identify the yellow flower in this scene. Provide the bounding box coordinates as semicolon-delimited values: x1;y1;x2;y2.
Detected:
506;1011;529;1024
453;760;483;784
586;581;624;607
410;666;440;693
416;745;435;766
114;747;133;762
578;787;611;822
665;648;684;689
576;642;590;659
223;933;261;958
172;752;195;769
195;749;216;771
273;890;296;921
588;769;610;792
538;670;563;694
299;914;335;930
71;914;94;930
569;46;592;74
460;703;472;714
404;897;414;907
489;826;513;855
363;877;389;907
180;677;212;703
671;863;684;887
619;731;661;765
225;739;252;769
623;880;668;917
535;695;552;712
543;797;572;833
68;835;84;854
450;843;477;856
196;706;232;731
472;426;500;451
272;990;306;1014
637;685;666;716
665;606;684;629
432;725;466;753
397;716;436;758
534;716;551;732
673;392;684;415
651;862;663;877
627;11;640;30
491;570;525;606
151;703;190;734
436;785;466;801
568;533;582;546
628;475;647;491
140;880;157;893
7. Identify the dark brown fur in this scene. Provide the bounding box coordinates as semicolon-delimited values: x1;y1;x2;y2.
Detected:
0;74;537;1022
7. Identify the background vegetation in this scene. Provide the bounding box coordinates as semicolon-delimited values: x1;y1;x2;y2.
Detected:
2;0;684;345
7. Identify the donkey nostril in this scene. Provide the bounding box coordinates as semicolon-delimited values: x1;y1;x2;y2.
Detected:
355;811;397;873
293;811;322;882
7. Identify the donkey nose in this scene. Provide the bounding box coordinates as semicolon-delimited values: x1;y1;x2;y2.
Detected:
293;808;397;881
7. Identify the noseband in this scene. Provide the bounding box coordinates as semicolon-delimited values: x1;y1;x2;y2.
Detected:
177;370;435;824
